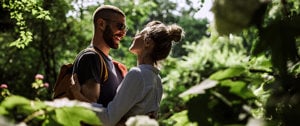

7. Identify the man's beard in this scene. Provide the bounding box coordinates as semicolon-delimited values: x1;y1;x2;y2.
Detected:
103;25;118;49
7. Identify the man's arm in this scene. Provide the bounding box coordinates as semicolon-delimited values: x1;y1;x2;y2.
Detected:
81;79;100;103
70;74;99;103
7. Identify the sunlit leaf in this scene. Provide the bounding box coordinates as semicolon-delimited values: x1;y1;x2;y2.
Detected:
220;80;255;99
167;110;197;126
0;106;9;115
1;95;30;109
179;79;218;97
210;67;245;80
55;106;101;126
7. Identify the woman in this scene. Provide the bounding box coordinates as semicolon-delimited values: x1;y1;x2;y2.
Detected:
93;20;184;126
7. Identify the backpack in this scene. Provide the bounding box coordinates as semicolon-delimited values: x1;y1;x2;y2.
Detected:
52;48;109;100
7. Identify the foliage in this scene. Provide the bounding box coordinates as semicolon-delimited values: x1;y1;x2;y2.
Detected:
212;0;300;125
1;0;50;48
211;0;300;77
0;0;84;99
160;0;300;125
160;33;258;125
1;0;299;125
0;84;10;101
0;0;52;99
171;15;209;57
31;74;50;100
164;110;197;126
0;95;101;126
211;0;261;35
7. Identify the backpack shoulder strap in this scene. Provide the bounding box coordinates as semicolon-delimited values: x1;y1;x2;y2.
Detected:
84;48;108;83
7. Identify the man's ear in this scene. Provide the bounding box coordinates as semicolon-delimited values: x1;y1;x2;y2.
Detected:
97;18;106;30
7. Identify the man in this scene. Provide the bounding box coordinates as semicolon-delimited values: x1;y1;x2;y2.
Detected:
74;5;127;107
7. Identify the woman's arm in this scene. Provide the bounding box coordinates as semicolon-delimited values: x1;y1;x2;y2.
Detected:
95;68;144;126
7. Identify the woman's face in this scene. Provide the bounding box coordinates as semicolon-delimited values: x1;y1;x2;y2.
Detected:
129;29;147;55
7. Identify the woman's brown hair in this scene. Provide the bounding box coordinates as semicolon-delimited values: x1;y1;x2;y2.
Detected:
144;21;184;64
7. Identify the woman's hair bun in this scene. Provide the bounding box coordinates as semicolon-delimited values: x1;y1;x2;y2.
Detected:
168;24;184;42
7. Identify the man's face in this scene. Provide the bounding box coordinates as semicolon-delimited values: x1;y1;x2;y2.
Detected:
103;25;116;49
103;16;127;49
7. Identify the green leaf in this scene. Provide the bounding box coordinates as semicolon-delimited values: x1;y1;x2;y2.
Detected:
1;95;30;109
0;95;39;116
209;67;245;80
0;106;9;115
0;95;47;117
31;100;48;110
167;110;197;126
179;79;218;98
220;80;255;99
55;106;101;126
42;113;63;126
186;94;212;125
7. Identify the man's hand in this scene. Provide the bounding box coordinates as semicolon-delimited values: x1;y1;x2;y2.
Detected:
81;79;100;103
69;74;93;102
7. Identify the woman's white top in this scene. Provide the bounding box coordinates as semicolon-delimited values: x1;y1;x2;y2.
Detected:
94;64;162;126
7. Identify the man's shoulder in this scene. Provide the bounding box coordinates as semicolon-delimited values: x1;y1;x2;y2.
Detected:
77;50;99;60
81;49;98;55
74;50;101;67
